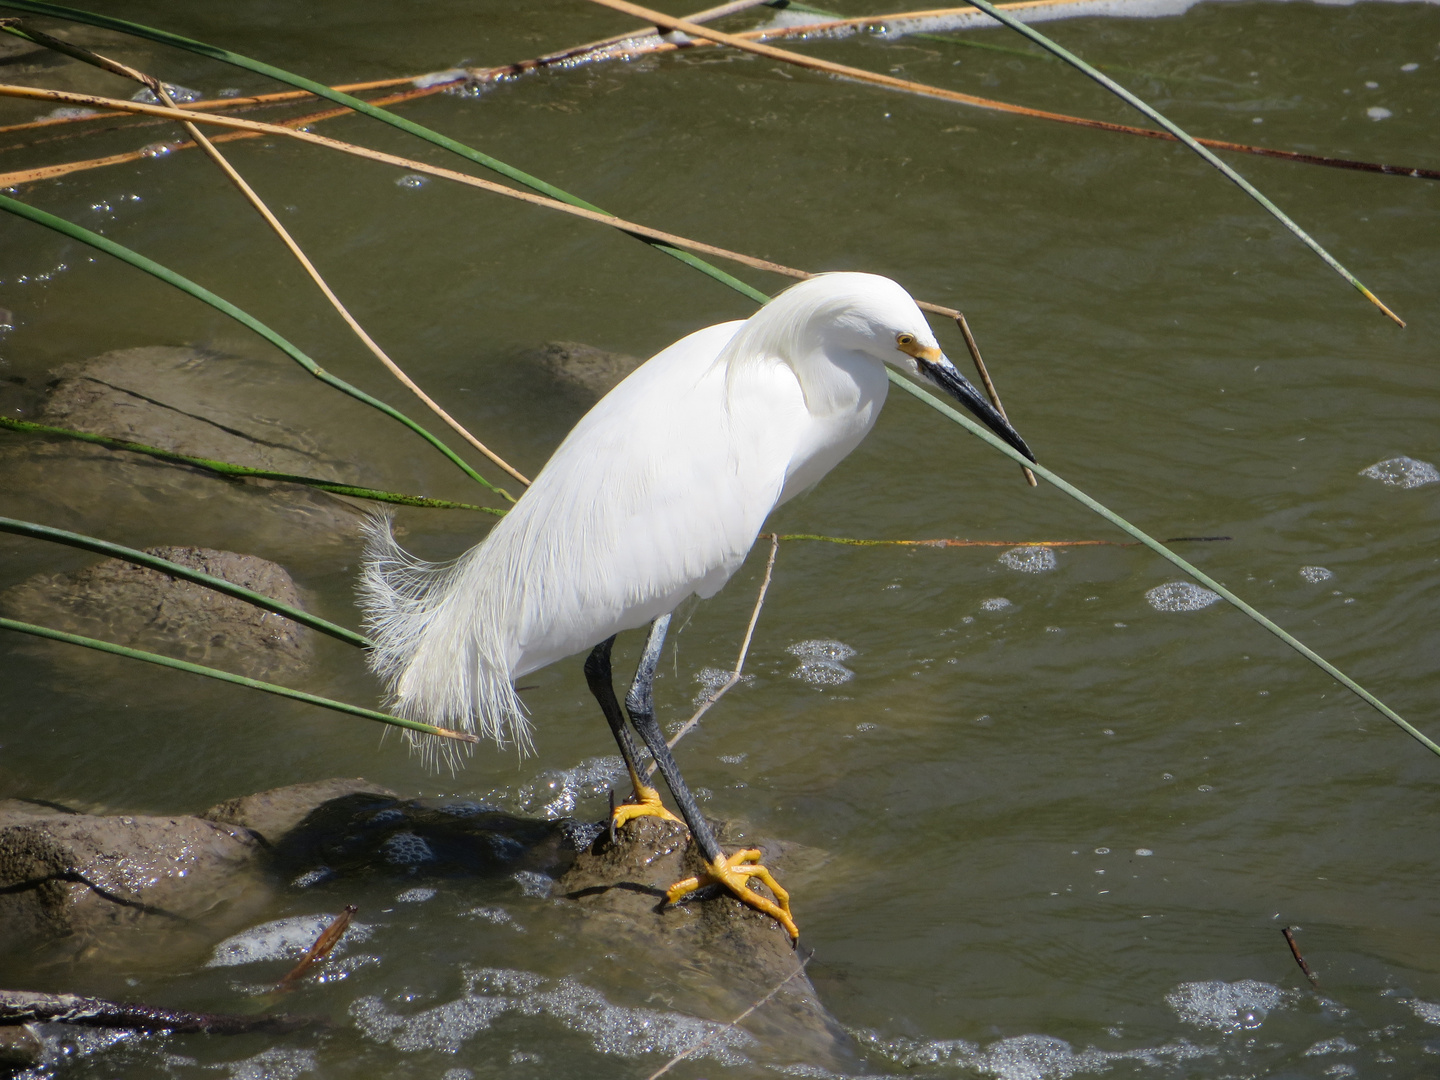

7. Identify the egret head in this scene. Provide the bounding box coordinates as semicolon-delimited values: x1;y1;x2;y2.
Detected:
768;273;1036;463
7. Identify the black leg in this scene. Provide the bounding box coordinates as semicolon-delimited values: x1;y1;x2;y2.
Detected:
586;633;680;840
624;615;725;865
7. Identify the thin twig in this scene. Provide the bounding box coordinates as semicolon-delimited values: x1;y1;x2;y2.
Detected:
955;313;1036;487
4;23;530;490
644;948;812;1080
649;532;778;774
1281;926;1320;988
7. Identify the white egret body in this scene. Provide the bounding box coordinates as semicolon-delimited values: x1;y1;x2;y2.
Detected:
360;272;1033;938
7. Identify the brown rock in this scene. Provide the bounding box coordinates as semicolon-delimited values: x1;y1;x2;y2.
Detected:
0;546;313;679
0;809;268;963
555;816;858;1073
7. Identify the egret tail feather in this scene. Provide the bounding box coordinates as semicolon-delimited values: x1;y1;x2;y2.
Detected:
357;513;531;762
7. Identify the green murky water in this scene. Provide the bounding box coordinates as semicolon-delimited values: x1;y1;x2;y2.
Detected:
2;0;1439;1075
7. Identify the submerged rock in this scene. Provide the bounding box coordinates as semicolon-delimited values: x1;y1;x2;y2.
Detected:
1;346;368;551
0;546;313;679
529;341;643;399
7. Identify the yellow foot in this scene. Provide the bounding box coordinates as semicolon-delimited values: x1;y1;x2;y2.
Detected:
610;784;685;832
666;848;799;941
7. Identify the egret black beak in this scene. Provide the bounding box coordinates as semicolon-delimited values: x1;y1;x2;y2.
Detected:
916;354;1036;463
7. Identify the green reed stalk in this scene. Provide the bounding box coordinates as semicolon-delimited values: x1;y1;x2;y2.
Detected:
0;516;369;648
0;417;502;513
0;192;513;500
0;617;476;741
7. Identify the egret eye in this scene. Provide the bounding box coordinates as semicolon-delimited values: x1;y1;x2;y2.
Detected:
897;333;915;347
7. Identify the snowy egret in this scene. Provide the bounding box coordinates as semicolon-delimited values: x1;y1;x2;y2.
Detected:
359;272;1034;939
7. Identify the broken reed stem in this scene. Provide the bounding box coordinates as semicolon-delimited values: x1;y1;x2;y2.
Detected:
587;0;1400;324
649;532;779;773
955;313;1036;488
279;906;358;989
3;24;531;490
0;416;501;512
645;948;812;1080
1281;926;1321;988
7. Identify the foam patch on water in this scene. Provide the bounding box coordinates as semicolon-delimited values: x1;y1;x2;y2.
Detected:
788;639;856;687
1145;582;1222;612
207;914;373;967
693;665;753;705
1407;998;1440;1024
999;546;1058;573
220;1047;318;1080
1360;456;1440;488
1166;979;1291;1032
854;1029;1215;1077
489;755;626;819
352;967;755;1063
981;597;1013;611
397;887;436;903
1300;566;1334;583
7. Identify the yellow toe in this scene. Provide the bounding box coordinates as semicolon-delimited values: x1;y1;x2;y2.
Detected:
667;848;798;940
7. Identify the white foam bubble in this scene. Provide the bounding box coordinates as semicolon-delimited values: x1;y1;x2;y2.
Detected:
1305;1036;1357;1055
1367;105;1393;119
1360;456;1440;488
503;755;626;819
1408;998;1440;1024
207;914;372;968
788;639;856;661
999;546;1058;573
395;173;429;189
396;887;436;903
1145;582;1222;612
352;967;755;1063
981;597;1012;611
219;1047;317;1080
693;665;752;704
1166;979;1289;1032
1299;566;1334;583
854;1028;1215;1076
788;639;856;686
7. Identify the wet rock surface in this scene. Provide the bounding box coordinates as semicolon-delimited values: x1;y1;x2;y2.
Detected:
0;546;314;678
0;801;267;964
0;780;853;1072
529;340;643;399
556;815;859;1072
1;346;367;550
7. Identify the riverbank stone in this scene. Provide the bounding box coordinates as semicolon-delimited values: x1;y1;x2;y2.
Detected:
0;546;314;679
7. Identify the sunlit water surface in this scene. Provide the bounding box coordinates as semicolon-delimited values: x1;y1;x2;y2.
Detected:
2;0;1439;1076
